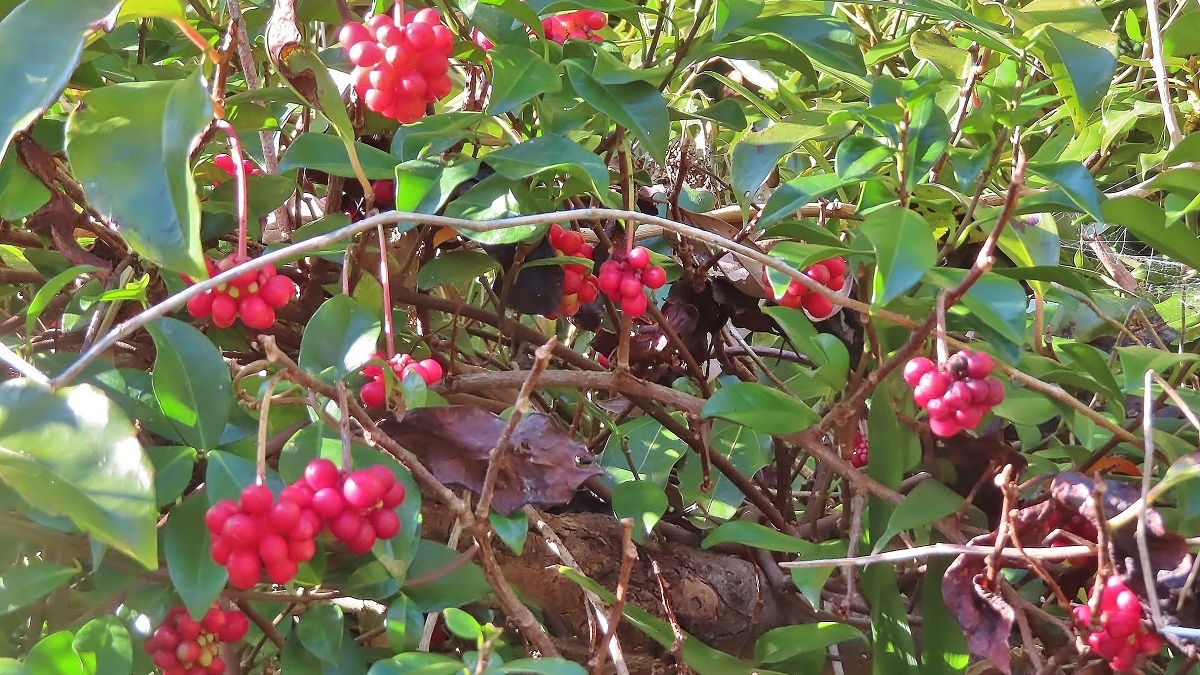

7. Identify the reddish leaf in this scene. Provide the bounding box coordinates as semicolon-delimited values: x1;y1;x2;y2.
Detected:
381;406;603;515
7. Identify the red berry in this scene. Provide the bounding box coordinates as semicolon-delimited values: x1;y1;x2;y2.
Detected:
348;41;383;67
187;291;215;319
259;532;289;565
416;358;443;384
345;522;378;554
804;264;830;286
372;179;395;205
312;487;346;518
365;87;395;113
226;549;261;589
239;484;273;516
953;405;984;429
642;266;667;290
360;379;385;408
822;257;847;277
154;626;180;651
581;10;607;30
965;351;994;379
304;459;341;491
175;640;201;665
416;52;450;77
205;500;238;534
222;514;263;548
371;509;401;539
218;611;249;642
801;292;834;318
210;537;232;566
207;657;226;675
825;273;845;292
329;510;365;542
211;293;238;328
238;295;275;330
381;481;407;509
985;378;1006;406
964;378;991;405
339;22;371;47
267;499;301;532
915;371;951;401
405;21;434;50
343;470;386;509
925;397;954;421
903;357;936;387
1137;631;1162;655
597;269;622;296
280;483;313;508
213;154;236;175
266;560;299;585
627;247;650;270
619;275;643;299
942;381;973;410
621;293;649;317
929;417;961;438
287;537;316;562
201;608;225;634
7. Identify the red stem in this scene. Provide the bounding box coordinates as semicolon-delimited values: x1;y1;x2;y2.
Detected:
214;119;249;259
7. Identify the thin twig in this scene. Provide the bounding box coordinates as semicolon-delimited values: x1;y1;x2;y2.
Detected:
589;519;637;675
1145;0;1184;147
779;543;1094;570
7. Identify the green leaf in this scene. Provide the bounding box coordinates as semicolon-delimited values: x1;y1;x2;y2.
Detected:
1033;26;1116;129
489;510;529;555
0;381;157;567
758;173;853;228
24;632;84;675
416;251;500;290
860;206;938;305
298;295;382;381
402;540;490;612
599;416;688;486
738;15;866;75
391;112;483;162
701;382;818;434
0;0;121;162
873;480;964;553
835;135;891;180
66;72;212;279
924;269;1029;346
277;132;401;179
163;495;227;619
754;623;865;665
611;480;668;542
204;450;284;504
1116;346;1200;393
919;559;969;675
385;595;424;653
1027;161;1104;222
483;135;610;196
146;318;232;450
564;61;668;161
0;146;50;219
0;560;77;617
498;660;588;675
1102;196;1200;272
486;45;562;114
714;0;763;41
24;265;100;334
147;445;196;508
702;521;807;552
297;603;344;664
862;564;919;675
367;652;467;675
72;617;132;675
442;608;483;641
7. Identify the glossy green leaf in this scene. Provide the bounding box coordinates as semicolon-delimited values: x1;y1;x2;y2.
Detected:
873;480;963;553
1034;26;1116;129
489;510;529;555
0;381;157;567
0;0;120;162
0;146;49;219
862;564;919;675
147;318;232;450
1102;196;1200;272
147;445;196;507
416;250;500;290
391;113;483;162
599;416;687;486
754;623;865;665
298;295;382;381
757;173;853;228
385;595;424;653
297;603;344;664
367;652;466;675
483;135;610;196
402;540;490;612
72;617;132;675
498;660;587;675
860;206;937;305
701;382;818;434
66;72;211;279
564;61;668;161
24;265;100;334
1027;161;1104;222
678;421;771;520
1116;346;1200;393
737;15;865;75
835;135;891;180
0;560;77;617
486;45;562;114
919;559;969;674
702;521;806;552
24;631;84;675
163;495;227;619
924;269;1029;346
204;450;284;505
714;0;763;41
277;133;401;179
442;608;483;641
611;480;668;542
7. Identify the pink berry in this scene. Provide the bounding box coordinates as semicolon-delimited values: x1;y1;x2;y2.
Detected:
801;292;834;318
902;357;936;387
641;266;667;290
928;417;961;438
360;379;386;408
804;264;830;286
239;484;273;516
312;487;346;518
965;351;994;379
416;358;443;384
916;371;951;401
371;509;401;539
619;275;644;299
343;470;386;510
304;459;341;491
627;247;650;270
621;293;648;317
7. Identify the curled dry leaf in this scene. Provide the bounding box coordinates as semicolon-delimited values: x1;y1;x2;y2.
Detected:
380;405;603;515
923;430;1027;529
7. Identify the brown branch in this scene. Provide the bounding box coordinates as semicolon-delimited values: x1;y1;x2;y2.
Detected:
589;519;637;675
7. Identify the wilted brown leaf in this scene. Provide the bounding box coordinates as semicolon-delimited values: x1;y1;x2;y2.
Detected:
381;406;603;515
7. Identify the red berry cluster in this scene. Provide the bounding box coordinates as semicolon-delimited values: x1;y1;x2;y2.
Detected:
340;9;454;124
143;604;248;675
903;350;1005;438
296;459;406;554
360;353;444;408
770;257;846;319
1047;511;1099;567
212;154;261;186
1073;577;1163;671
206;483;322;589
372;179;395;206
850;428;868;468
547;224;599;318
540;10;607;43
185;255;297;330
597;247;667;318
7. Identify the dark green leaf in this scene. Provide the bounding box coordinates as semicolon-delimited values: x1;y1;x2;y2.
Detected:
611;480;668;542
737;15;866;75
0;560;77;617
564;61;668;161
599;416;688;486
860;206;938;305
874;480;963;552
498;660;587;675
754;623;865;665
924;270;1028;346
486;45;562;115
402;540;490;612
66;72;211;279
73;617;132;675
297;603;344;664
919;559;969;675
204;450;284;505
489;510;529;555
1027;161;1104;222
758;173;854;228
24;265;100;334
1103;196;1200;272
416;251;500;290
701;382;818;434
147;318;232;450
483;135;609;196
164;495;227;619
277;132;401;179
366;652;467;675
714;0;763;41
1034;26;1116;128
298;295;382;381
0;381;157;567
835;135;891;180
147;445;196;508
385;595;424;653
702;521;806;552
391;113;483;162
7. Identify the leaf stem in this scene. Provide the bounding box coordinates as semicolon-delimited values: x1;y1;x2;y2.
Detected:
213;119;250;259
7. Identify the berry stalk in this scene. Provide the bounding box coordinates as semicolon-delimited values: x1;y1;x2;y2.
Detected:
213;120;250;260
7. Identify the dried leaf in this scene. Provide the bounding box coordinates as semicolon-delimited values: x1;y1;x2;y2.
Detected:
678;208;767;299
381;406;603;515
924;431;1027;529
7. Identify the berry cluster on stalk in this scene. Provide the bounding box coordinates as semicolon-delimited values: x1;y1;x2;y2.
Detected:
903;350;1005;437
299;459;406;554
211;154;261;186
1073;576;1163;671
143;604;248;675
185;255;297;330
360;353;444;408
340;9;454;124
850;428;868;468
540;10;607;43
770;257;846;320
597;246;667;318
206;483;321;589
547;224;599;318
